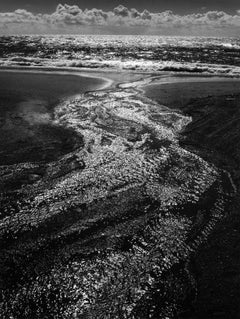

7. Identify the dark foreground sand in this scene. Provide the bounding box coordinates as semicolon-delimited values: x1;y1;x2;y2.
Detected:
144;76;240;319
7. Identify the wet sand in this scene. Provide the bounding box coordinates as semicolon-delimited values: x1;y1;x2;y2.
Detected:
0;68;148;165
143;76;240;109
0;70;109;165
0;70;109;111
143;75;240;319
1;69;240;317
1;68;240;318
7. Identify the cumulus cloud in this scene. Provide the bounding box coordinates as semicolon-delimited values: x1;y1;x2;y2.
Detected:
0;4;240;35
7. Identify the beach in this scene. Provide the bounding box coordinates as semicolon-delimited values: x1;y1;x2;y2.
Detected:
143;75;240;166
0;67;240;318
143;76;240;107
0;70;111;165
143;75;240;318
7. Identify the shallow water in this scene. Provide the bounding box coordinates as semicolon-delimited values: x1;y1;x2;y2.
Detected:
0;70;106;165
0;70;105;111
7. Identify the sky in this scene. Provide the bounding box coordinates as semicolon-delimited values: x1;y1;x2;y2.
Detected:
1;0;240;15
0;1;240;35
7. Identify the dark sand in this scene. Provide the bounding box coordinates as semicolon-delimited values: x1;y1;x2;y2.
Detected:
143;77;240;109
0;70;108;165
144;76;240;319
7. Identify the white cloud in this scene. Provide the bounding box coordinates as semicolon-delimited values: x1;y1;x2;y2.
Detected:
0;4;240;35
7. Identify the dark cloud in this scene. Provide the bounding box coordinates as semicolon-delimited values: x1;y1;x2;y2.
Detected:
0;4;240;35
113;5;129;17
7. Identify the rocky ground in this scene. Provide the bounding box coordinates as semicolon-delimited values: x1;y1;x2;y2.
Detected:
0;73;237;318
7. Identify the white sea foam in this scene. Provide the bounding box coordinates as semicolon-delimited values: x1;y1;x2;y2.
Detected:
1;35;240;76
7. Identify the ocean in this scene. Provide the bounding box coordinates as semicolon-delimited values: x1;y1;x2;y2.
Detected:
1;35;240;75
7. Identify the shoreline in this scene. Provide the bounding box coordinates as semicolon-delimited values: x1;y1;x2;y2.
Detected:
2;65;238;182
0;65;151;89
2;64;240;87
2;65;240;101
139;72;240;318
0;69;109;165
1;65;240;317
0;67;114;91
